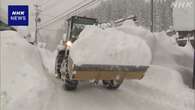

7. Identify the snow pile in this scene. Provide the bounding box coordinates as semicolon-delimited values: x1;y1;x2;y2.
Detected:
117;20;194;110
118;20;193;69
151;32;193;70
0;31;53;110
118;20;194;89
117;20;156;50
38;46;57;74
70;26;152;66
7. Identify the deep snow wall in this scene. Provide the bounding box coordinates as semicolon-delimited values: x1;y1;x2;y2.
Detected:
0;31;52;110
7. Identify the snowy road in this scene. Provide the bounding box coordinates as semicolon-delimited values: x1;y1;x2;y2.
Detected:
23;65;194;110
1;29;194;110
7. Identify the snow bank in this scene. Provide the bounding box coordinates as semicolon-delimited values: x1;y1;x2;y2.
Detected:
118;20;193;69
117;20;194;109
38;46;57;74
152;32;193;70
70;26;152;66
0;31;53;110
129;65;194;110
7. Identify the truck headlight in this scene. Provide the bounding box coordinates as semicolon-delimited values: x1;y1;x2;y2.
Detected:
66;41;72;48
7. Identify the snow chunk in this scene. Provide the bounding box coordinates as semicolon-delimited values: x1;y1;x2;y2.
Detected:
70;26;152;66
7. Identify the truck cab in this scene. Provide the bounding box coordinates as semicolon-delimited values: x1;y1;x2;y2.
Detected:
65;16;98;42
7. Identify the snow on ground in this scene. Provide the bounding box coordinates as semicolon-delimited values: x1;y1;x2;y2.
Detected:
1;19;195;110
118;21;194;108
70;26;152;66
67;20;194;110
38;44;57;74
0;31;55;110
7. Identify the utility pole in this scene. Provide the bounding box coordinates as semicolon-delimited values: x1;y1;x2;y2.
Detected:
34;4;41;45
151;0;154;32
193;30;195;89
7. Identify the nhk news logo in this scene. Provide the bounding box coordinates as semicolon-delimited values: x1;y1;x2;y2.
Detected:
172;0;193;8
156;0;193;8
8;5;29;26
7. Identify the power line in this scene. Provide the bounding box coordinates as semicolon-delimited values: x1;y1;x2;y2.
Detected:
38;0;51;6
39;0;88;28
33;0;58;14
68;0;99;16
40;13;57;18
39;0;98;29
41;0;63;11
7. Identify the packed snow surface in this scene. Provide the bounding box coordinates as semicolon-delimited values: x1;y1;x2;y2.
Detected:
1;19;194;110
70;26;152;66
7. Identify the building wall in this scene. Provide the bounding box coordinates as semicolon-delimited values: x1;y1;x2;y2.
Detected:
173;0;195;31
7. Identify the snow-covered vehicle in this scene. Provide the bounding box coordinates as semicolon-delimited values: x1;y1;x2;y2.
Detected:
55;16;149;90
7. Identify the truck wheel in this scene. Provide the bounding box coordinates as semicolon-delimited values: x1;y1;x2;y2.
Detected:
102;80;123;89
55;50;65;78
64;79;78;90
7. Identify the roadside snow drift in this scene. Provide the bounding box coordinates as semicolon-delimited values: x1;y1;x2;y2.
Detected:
70;26;152;66
118;20;194;69
38;46;57;74
0;31;53;110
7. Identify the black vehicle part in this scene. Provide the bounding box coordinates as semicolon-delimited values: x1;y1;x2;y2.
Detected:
102;80;123;89
64;79;78;90
55;50;65;78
